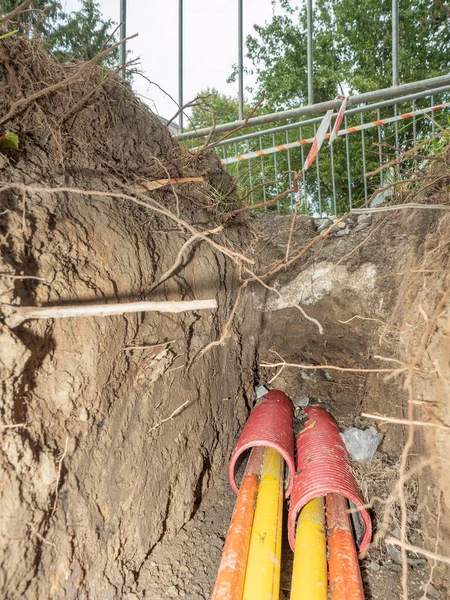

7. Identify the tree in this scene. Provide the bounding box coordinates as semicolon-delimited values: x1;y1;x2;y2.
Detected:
189;88;247;130
50;0;117;64
0;0;62;37
0;0;119;66
246;0;450;111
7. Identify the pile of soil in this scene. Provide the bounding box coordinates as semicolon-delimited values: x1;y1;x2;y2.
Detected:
1;37;449;600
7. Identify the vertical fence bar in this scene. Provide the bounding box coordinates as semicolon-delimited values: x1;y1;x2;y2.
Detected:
377;108;383;188
234;142;240;178
286;130;294;212
431;95;435;135
360;112;368;204
299;127;308;214
314;123;322;215
249;158;254;205
178;0;184;131
120;0;127;79
392;0;399;87
412;99;417;173
329;123;337;215
394;103;399;152
272;134;280;211
344;115;352;210
307;0;314;104
260;136;267;206
238;0;244;120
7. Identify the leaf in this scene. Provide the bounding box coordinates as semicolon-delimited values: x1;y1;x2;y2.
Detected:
0;30;19;41
0;131;19;150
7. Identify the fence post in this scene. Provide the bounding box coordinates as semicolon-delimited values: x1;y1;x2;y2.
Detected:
178;0;184;131
307;0;314;104
238;0;244;120
392;0;399;86
120;0;126;79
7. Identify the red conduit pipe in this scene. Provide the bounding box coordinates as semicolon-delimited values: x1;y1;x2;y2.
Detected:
228;390;295;498
287;405;372;556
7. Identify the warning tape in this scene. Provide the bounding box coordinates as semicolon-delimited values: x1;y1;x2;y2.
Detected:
303;95;348;171
221;102;449;166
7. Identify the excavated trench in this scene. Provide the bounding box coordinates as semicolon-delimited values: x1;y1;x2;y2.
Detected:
1;38;449;600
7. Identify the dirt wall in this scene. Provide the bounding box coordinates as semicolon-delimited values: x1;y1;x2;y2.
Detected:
0;38;257;599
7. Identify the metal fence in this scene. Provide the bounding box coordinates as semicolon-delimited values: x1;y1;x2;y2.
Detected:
178;75;450;216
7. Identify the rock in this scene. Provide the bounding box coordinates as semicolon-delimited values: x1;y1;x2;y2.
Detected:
369;560;381;572
336;221;347;229
355;221;370;232
336;229;350;237
317;218;333;233
422;582;441;599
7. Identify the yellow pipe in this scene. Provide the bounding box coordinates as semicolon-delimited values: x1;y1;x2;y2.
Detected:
243;447;284;600
290;497;328;600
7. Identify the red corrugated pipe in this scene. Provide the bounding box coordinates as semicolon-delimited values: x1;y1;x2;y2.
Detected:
287;405;372;556
228;389;295;498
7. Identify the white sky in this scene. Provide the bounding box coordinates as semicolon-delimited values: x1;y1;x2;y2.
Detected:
63;1;297;121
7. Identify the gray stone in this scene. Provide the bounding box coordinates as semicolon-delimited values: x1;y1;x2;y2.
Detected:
336;229;350;237
336;221;347;229
358;212;372;223
355;221;370;232
368;561;381;572
317;219;333;233
422;583;441;599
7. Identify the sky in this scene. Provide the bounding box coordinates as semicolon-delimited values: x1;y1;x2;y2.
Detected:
63;0;293;121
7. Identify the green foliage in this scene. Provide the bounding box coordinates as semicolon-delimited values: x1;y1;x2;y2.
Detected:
50;0;117;65
189;88;249;130
246;0;450;110
0;29;18;39
0;0;62;37
0;0;119;67
0;131;19;149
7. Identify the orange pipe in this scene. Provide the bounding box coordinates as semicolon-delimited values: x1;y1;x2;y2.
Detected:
326;493;365;600
211;447;264;600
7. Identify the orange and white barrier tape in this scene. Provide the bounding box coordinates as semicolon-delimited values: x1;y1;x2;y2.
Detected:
221;101;449;166
303;95;348;171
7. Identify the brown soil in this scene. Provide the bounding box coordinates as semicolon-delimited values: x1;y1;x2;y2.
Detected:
1;37;449;600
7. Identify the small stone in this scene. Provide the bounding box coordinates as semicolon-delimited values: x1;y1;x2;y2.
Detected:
358;213;372;223
354;221;370;232
79;407;88;422
422;583;440;599
336;229;349;237
336;221;347;229
317;219;333;233
369;561;381;572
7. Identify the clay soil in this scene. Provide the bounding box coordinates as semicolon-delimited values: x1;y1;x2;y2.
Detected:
1;38;449;600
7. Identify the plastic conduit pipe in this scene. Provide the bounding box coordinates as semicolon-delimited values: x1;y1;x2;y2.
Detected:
242;447;284;600
290;497;328;600
211;447;265;600
326;493;365;600
287;405;372;556
228;390;295;498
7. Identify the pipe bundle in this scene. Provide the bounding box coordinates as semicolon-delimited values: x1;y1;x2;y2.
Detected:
211;393;371;600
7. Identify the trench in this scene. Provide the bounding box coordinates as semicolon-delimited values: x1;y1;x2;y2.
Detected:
0;38;449;600
131;210;449;600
